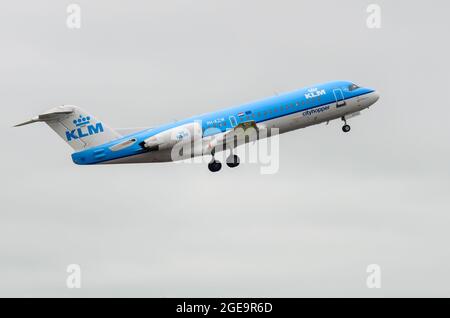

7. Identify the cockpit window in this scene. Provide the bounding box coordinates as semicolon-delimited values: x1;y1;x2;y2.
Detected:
348;83;360;91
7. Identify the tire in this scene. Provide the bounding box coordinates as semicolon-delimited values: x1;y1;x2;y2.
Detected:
208;160;222;172
226;155;240;168
342;124;351;133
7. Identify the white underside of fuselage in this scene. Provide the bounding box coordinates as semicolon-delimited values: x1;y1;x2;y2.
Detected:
102;92;378;164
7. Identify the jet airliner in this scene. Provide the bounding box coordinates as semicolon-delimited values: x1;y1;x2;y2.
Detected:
16;81;379;172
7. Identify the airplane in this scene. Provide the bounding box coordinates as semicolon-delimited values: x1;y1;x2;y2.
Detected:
15;80;379;172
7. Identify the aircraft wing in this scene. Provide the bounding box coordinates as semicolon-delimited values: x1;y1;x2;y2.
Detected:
206;120;263;151
223;120;263;139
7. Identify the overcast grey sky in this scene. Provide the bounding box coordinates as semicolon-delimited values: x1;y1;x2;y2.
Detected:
1;0;449;297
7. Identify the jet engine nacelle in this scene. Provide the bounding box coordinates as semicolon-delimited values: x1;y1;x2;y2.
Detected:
143;121;202;150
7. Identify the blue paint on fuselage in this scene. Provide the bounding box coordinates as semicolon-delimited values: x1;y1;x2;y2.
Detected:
71;80;374;165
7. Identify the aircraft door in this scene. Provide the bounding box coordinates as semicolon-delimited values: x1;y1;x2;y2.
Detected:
333;89;346;107
229;116;237;127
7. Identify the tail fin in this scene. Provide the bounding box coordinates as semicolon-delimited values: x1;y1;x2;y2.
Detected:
15;105;120;151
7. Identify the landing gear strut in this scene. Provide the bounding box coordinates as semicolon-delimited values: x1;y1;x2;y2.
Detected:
208;148;222;173
341;117;351;133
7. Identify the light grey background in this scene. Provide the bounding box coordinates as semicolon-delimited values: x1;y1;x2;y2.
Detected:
1;0;449;297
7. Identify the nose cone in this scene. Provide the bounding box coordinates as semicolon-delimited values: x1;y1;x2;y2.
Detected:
373;90;380;102
368;90;380;106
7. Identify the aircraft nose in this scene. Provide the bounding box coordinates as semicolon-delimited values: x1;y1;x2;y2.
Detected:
369;90;380;105
366;90;380;107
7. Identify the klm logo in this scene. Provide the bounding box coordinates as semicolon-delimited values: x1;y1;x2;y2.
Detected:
66;115;104;141
305;88;326;99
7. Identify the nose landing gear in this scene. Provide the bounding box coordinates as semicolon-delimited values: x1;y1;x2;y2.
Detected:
341;116;351;133
342;124;351;133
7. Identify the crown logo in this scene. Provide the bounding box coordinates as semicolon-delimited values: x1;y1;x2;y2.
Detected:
73;115;91;127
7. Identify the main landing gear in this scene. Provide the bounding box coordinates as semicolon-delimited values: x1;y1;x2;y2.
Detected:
341;116;351;133
208;158;222;172
208;150;240;173
226;154;240;168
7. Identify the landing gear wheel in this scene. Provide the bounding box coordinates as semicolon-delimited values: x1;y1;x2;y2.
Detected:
208;159;222;172
226;154;240;168
342;124;351;133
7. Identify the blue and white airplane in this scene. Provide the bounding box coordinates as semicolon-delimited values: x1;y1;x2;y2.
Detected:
16;81;379;172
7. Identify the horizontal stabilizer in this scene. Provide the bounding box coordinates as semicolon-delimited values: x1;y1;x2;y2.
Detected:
14;108;73;127
14;117;40;127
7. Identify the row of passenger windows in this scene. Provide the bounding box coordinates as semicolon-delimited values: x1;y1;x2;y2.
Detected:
207;95;322;128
